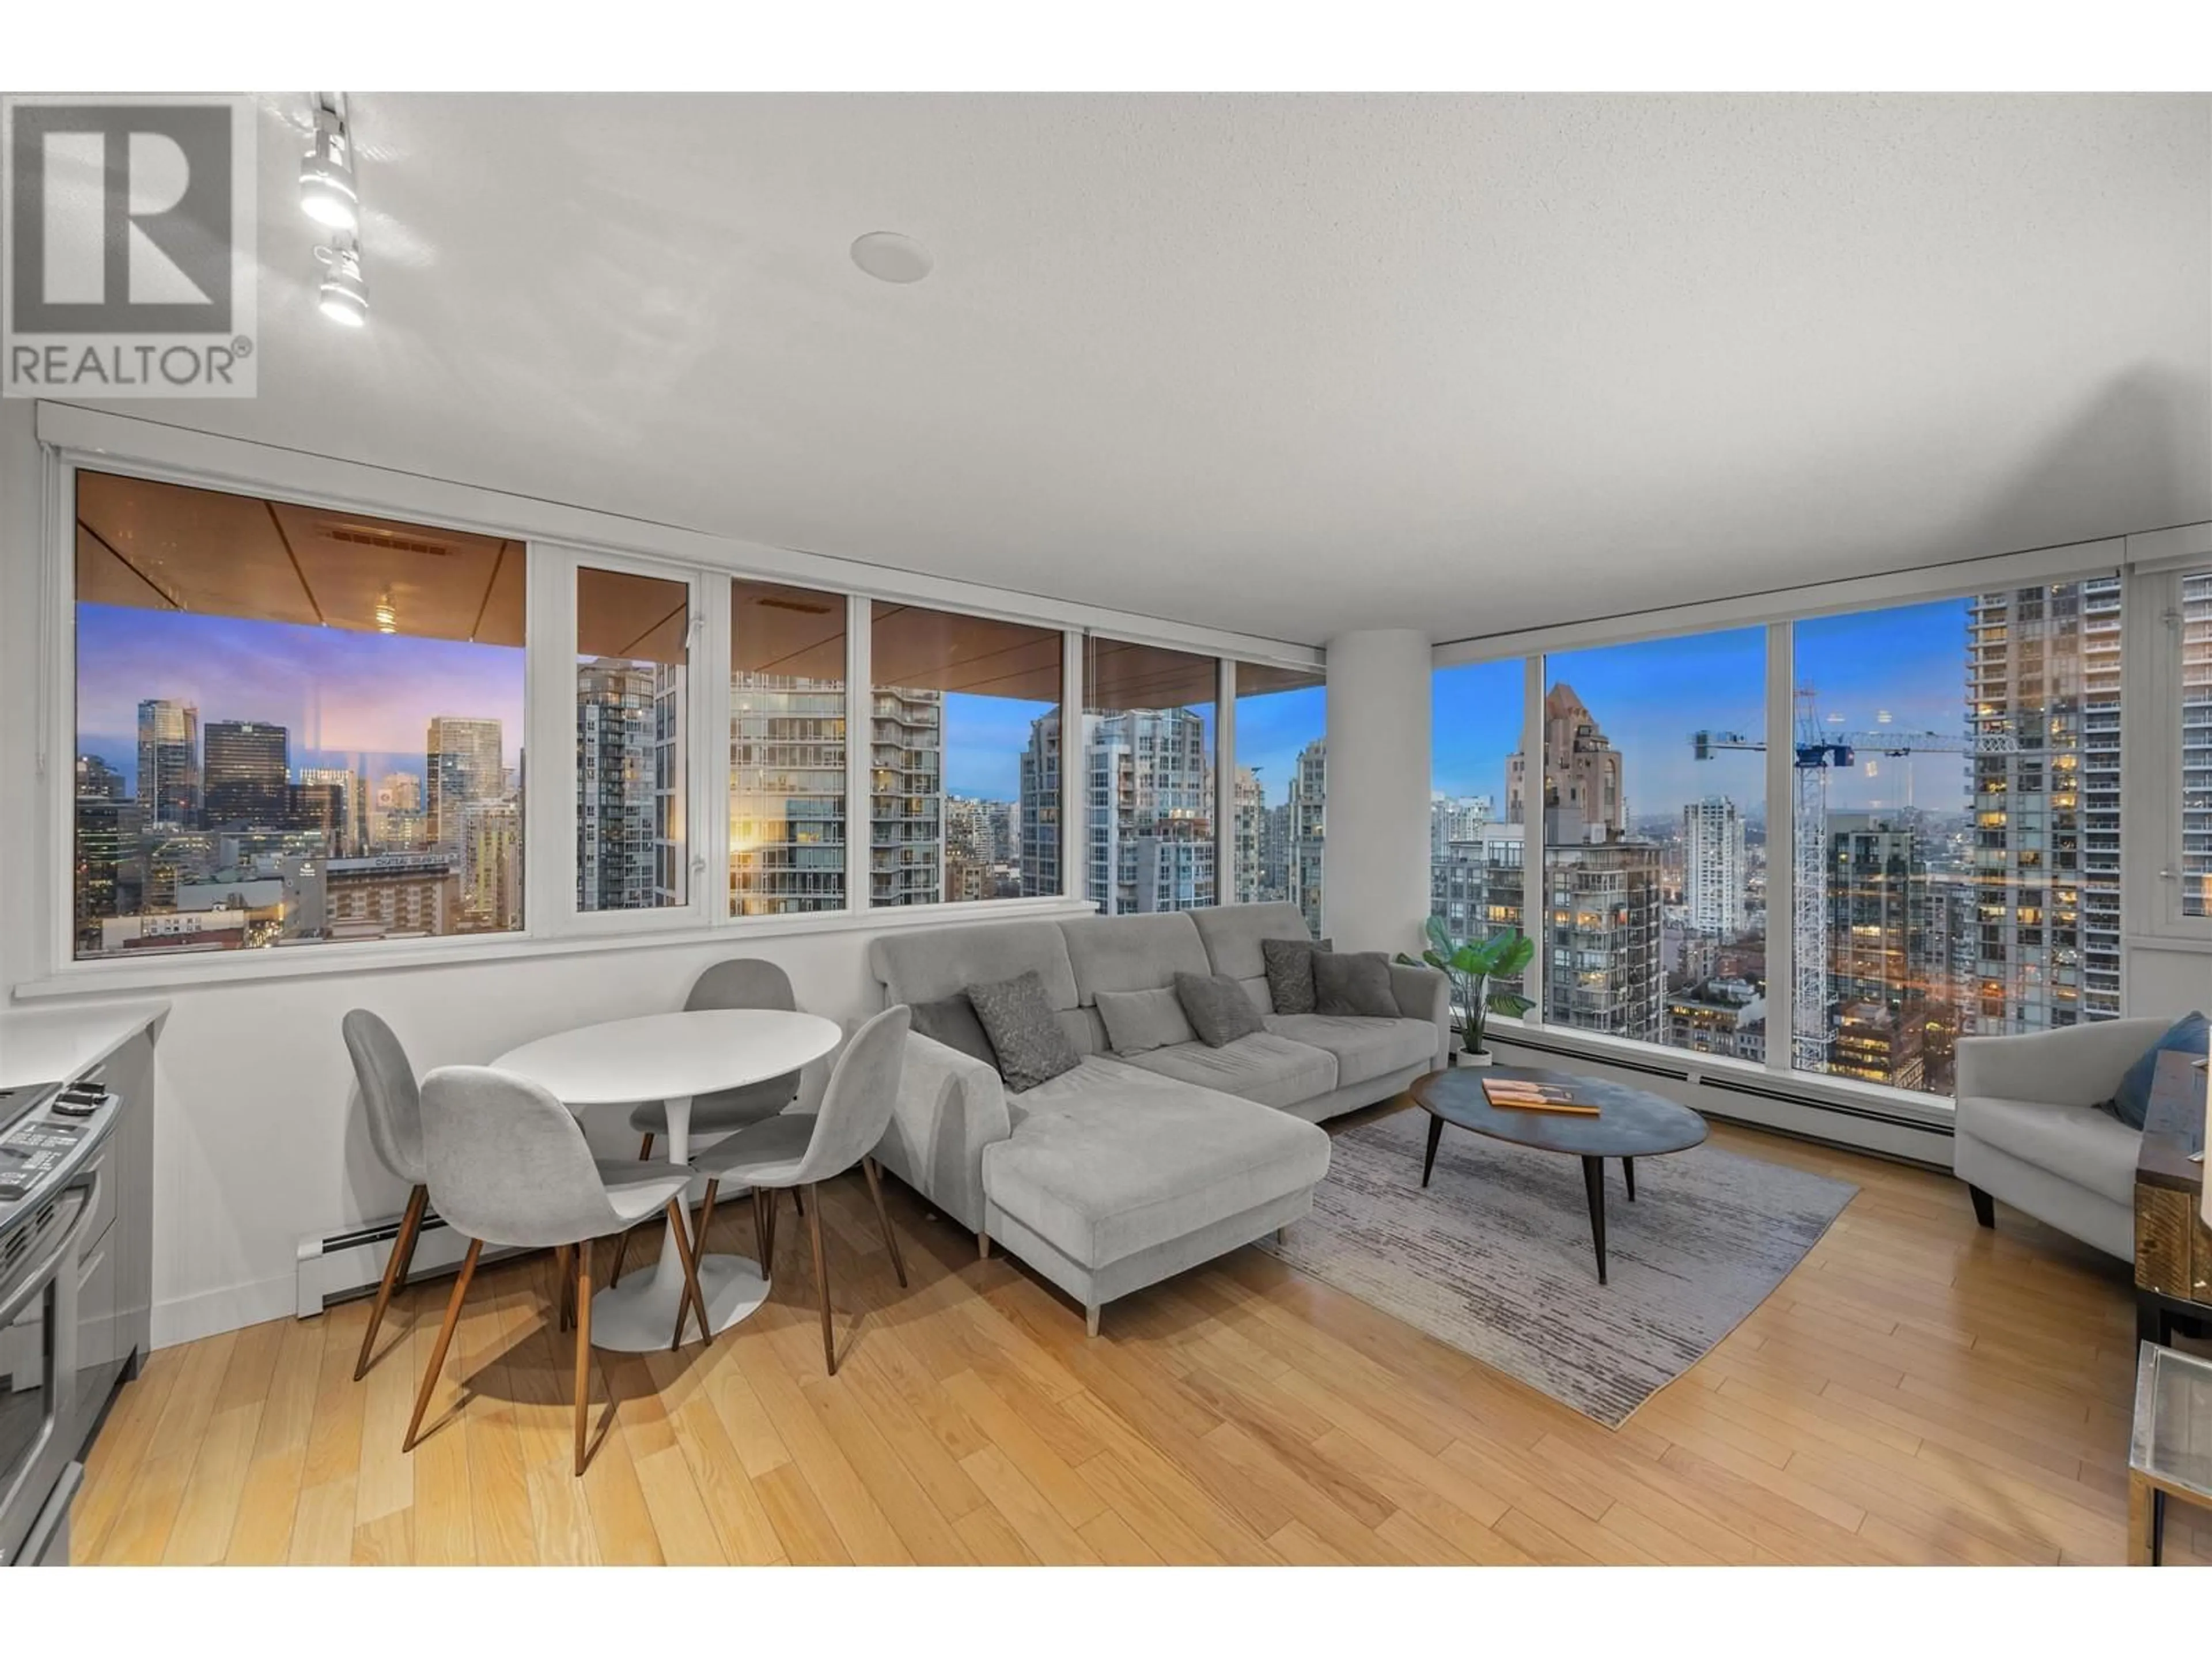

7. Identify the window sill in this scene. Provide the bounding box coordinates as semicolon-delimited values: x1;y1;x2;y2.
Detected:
14;895;1098;1002
1480;1016;1959;1130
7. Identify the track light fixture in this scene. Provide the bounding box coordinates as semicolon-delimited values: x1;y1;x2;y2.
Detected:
316;234;369;328
299;92;358;232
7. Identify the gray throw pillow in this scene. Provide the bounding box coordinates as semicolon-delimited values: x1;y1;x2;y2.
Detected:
908;993;999;1069
965;970;1081;1092
1313;950;1398;1018
1260;935;1334;1015
1096;986;1198;1055
1173;971;1266;1048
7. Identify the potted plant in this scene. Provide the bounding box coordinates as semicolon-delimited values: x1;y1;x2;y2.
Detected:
1399;918;1535;1067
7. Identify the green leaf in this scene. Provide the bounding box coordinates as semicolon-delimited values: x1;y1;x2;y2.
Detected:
1487;991;1533;1018
1425;913;1454;957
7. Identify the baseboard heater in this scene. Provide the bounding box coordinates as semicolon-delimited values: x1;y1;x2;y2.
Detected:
294;1208;528;1320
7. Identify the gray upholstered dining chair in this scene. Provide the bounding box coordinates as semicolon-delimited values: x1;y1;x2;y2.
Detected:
692;1005;911;1375
404;1066;712;1476
341;1009;429;1382
612;957;806;1283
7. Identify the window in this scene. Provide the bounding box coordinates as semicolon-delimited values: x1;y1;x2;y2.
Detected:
1081;639;1218;914
575;565;690;912
1427;658;1528;988
730;578;847;915
868;602;1062;906
1794;579;2121;1096
1534;630;1767;1056
71;469;525;958
1232;663;1325;933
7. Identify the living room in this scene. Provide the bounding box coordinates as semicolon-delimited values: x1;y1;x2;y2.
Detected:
2;9;2207;1635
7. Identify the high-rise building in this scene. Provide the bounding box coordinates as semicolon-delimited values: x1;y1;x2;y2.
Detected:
945;794;997;905
1430;820;1525;943
1289;739;1325;935
285;781;349;850
1965;578;2123;1033
76;753;125;800
575;661;657;910
1233;767;1266;904
1682;795;1747;937
1020;708;1211;913
1824;811;1926;1088
871;688;943;906
202;721;289;825
73;796;143;950
1430;794;1496;858
320;855;461;941
461;799;524;931
1261;800;1293;901
136;699;199;825
1499;688;1664;1040
1510;683;1623;839
370;771;425;851
296;766;365;855
730;673;847;915
1019;713;1063;899
426;715;505;852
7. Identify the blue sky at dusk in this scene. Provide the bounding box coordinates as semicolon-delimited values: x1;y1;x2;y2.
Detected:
77;604;525;792
1432;596;1975;820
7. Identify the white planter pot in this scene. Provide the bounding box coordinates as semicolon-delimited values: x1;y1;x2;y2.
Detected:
1453;1048;1495;1069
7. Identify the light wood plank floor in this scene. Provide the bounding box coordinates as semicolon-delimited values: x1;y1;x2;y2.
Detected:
72;1104;2211;1566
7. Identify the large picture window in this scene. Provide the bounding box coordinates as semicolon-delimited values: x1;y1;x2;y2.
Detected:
730;578;847;915
71;471;525;958
1082;639;1217;914
868;602;1062;907
1535;630;1767;1054
1232;663;1325;933
1794;580;2121;1095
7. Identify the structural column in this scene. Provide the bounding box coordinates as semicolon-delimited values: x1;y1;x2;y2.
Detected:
1320;628;1431;953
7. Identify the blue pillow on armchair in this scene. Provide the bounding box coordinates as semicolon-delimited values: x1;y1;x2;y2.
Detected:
2108;1011;2210;1130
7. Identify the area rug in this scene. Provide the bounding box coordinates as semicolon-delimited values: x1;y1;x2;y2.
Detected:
1256;1106;1857;1427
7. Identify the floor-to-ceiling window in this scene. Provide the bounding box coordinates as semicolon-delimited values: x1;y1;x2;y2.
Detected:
868;602;1062;906
1428;660;1529;992
1536;629;1768;1054
1232;663;1327;934
1082;639;1218;914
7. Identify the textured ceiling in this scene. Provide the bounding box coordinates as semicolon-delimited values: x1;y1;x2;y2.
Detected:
64;92;2212;647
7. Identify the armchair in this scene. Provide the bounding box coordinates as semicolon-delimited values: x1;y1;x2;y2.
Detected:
1953;1017;2169;1262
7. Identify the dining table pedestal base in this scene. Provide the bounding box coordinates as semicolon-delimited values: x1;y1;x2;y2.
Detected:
593;1238;768;1353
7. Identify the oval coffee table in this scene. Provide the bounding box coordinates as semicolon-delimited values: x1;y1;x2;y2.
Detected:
1408;1065;1708;1285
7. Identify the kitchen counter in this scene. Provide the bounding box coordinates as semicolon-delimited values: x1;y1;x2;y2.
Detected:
0;1001;168;1091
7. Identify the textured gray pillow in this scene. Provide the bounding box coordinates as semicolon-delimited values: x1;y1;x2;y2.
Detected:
1260;935;1334;1016
1173;971;1266;1048
1095;987;1198;1055
965;970;1081;1092
1313;950;1397;1018
908;993;999;1069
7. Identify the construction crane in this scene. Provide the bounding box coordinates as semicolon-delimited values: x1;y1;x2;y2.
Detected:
1691;689;2015;1073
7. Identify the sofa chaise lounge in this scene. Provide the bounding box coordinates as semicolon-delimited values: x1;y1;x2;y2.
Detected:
866;900;1451;1334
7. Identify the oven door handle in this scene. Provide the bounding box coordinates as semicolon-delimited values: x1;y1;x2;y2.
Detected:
0;1168;100;1329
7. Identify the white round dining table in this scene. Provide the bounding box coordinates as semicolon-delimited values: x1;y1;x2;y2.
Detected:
491;1008;842;1353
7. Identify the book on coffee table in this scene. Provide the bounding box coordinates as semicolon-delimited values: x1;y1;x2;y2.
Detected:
1480;1078;1603;1116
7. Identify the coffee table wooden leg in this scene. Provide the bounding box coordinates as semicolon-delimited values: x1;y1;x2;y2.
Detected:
1581;1155;1608;1285
2129;1474;2156;1565
1623;1157;1636;1202
1422;1113;1444;1188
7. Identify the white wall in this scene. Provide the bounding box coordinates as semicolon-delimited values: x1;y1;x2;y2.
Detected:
1320;628;1431;955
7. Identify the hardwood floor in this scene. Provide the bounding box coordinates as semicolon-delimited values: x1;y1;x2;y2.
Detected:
71;1105;2210;1566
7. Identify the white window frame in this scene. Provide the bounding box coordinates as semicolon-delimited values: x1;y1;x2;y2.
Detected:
532;540;716;938
28;405;1322;996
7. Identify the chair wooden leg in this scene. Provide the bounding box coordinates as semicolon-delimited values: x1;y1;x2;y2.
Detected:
805;1183;835;1375
697;1179;721;1253
403;1237;480;1452
791;1185;805;1219
354;1183;426;1381
862;1158;907;1289
554;1244;574;1330
665;1200;713;1351
752;1186;771;1271
573;1241;594;1476
978;1231;991;1262
638;1131;656;1161
762;1186;780;1269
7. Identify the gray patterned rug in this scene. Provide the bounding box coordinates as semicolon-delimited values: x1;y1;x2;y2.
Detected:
1256;1106;1857;1427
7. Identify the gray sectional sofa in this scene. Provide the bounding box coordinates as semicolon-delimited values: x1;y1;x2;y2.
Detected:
866;900;1450;1334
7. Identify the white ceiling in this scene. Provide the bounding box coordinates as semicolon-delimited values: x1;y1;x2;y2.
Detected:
71;92;2212;648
